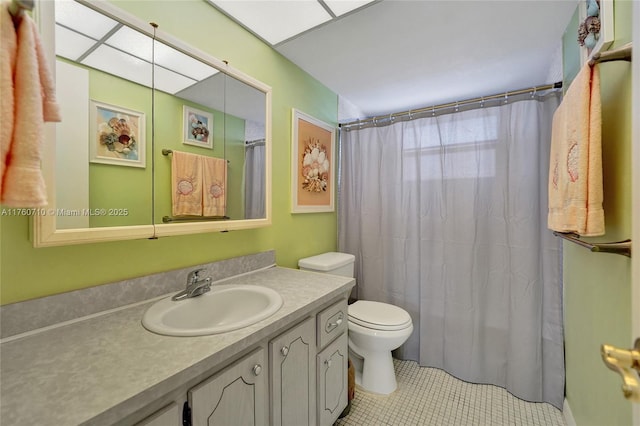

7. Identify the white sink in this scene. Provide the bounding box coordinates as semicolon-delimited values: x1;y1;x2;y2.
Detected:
142;285;283;336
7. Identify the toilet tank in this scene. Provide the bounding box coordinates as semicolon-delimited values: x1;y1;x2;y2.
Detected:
298;252;355;277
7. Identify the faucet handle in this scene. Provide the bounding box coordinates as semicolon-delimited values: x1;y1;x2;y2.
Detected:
187;268;207;283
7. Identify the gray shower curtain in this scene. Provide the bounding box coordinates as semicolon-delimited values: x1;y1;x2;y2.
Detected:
338;93;564;408
244;141;265;219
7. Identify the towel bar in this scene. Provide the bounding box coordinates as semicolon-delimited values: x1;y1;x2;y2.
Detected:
552;232;632;257
162;215;230;223
161;149;230;163
589;42;632;66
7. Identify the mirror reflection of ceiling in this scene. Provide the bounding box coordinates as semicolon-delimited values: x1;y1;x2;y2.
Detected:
208;0;376;45
54;1;218;94
54;1;264;124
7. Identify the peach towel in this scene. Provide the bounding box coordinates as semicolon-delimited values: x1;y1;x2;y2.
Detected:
172;151;203;216
548;63;604;236
1;4;61;206
202;156;227;217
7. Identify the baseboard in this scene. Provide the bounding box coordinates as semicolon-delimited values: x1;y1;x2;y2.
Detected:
563;398;577;426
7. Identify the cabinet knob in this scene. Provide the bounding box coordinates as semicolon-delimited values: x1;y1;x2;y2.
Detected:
324;359;332;368
252;364;262;376
281;346;289;357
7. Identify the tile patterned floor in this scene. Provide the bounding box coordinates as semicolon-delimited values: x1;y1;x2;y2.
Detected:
336;359;566;426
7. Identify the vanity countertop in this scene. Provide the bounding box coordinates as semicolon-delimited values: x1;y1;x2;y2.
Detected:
0;266;355;425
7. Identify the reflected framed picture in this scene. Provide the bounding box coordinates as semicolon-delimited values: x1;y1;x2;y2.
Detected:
89;100;145;168
183;105;213;149
291;109;335;213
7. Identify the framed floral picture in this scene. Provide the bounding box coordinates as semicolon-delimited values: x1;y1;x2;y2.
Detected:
183;105;213;149
291;109;335;213
89;100;145;168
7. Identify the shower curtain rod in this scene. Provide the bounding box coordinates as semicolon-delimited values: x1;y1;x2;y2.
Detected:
340;81;563;130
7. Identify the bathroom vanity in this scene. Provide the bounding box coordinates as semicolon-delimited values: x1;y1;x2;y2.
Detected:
0;266;354;425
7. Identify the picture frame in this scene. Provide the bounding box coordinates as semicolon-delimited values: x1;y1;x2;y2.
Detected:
578;0;614;65
183;105;214;149
89;100;145;168
291;109;336;213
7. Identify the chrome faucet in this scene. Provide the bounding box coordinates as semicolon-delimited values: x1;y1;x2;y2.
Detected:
172;268;212;301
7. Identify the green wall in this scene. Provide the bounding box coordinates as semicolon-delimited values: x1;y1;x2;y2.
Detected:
563;1;633;425
0;0;338;304
87;68;153;227
73;62;246;226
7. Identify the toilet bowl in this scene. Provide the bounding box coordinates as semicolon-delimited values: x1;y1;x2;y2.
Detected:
298;252;414;395
347;300;413;394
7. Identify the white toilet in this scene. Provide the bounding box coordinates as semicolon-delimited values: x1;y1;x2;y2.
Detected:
298;252;413;395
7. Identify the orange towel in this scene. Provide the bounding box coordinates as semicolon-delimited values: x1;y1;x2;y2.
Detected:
548;63;604;236
202;156;227;217
172;151;203;216
0;3;17;193
1;5;61;206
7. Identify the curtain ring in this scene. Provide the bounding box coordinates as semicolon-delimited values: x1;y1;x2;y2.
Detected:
503;93;509;104
431;107;436;116
531;87;537;99
389;113;394;123
480;97;485;108
454;102;459;112
408;110;413;120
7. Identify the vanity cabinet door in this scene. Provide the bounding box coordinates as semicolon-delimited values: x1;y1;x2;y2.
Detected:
269;317;316;426
188;348;267;426
317;333;348;426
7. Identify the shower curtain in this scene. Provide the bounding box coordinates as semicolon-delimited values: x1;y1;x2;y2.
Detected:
338;93;564;408
244;140;265;219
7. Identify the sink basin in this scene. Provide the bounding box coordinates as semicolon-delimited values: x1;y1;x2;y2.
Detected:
142;285;283;336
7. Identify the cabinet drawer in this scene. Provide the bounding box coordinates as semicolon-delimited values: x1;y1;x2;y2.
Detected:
317;299;347;350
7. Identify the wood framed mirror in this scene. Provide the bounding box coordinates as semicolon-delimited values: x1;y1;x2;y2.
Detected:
33;0;271;247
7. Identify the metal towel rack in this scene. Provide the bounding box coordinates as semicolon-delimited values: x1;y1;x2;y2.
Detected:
162;149;229;163
8;0;34;18
553;232;632;257
589;42;632;66
553;43;633;257
162;215;229;223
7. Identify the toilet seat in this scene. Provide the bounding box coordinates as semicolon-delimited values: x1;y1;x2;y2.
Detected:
348;301;412;331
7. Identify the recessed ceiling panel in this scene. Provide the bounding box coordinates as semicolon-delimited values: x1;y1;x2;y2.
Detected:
210;0;332;45
55;24;97;61
81;45;152;89
154;41;219;82
55;0;118;40
105;26;153;62
153;66;198;95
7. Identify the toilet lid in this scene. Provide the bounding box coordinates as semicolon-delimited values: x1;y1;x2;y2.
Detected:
348;301;412;331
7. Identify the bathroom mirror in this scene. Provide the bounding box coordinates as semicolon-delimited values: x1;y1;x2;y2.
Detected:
33;0;271;247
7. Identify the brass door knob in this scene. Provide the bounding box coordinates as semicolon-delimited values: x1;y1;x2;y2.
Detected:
601;338;640;402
